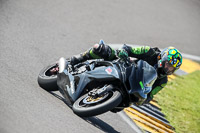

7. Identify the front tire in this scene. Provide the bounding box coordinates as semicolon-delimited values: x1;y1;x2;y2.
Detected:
72;90;122;117
37;63;59;91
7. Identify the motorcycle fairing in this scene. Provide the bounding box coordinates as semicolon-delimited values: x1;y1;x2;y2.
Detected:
57;65;120;102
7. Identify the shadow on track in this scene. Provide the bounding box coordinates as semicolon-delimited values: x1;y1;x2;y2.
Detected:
49;91;120;133
83;117;120;133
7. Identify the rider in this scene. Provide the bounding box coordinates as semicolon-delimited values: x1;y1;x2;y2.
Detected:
52;40;182;105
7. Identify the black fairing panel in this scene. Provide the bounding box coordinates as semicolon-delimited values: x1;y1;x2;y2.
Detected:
57;72;74;105
57;65;120;103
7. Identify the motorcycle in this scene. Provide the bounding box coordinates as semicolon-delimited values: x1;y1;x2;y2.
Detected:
38;57;157;117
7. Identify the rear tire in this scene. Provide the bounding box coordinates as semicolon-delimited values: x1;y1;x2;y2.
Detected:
72;90;122;117
37;63;59;91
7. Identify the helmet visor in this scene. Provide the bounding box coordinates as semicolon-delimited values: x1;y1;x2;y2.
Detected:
164;61;176;75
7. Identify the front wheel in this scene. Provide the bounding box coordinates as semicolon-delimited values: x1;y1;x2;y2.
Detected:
72;90;122;117
37;63;59;91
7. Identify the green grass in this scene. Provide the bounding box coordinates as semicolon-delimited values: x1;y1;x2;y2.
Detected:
155;71;200;133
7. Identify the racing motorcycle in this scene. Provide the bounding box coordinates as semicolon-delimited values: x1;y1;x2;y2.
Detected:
38;57;157;117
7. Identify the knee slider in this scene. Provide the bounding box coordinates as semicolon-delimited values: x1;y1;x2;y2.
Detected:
92;43;105;54
93;44;100;49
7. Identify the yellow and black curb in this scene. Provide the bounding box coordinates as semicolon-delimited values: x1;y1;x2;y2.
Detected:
123;58;200;133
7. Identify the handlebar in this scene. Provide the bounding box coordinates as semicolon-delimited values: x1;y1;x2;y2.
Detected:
122;57;137;68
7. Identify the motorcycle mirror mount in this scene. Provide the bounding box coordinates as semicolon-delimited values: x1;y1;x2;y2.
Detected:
58;57;67;73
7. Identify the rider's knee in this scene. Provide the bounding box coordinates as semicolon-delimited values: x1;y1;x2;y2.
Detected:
92;43;113;59
92;43;105;54
93;44;100;49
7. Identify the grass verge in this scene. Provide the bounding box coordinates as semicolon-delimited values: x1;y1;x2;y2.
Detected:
155;70;200;133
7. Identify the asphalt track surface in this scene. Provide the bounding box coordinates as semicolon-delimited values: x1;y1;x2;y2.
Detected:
0;0;200;133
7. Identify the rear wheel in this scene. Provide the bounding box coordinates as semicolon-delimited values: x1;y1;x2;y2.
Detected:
37;63;59;91
72;89;122;117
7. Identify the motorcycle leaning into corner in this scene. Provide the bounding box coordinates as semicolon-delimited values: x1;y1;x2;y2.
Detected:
37;54;157;117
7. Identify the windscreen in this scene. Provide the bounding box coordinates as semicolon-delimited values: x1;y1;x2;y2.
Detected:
128;60;157;99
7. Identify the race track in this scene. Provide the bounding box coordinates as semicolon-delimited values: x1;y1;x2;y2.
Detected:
0;0;200;133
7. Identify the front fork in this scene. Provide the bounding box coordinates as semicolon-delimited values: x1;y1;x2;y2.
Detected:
88;84;114;99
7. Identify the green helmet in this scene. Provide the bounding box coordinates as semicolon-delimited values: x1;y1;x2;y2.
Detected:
158;47;182;75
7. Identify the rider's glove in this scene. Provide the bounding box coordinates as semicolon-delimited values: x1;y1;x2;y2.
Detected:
116;49;128;60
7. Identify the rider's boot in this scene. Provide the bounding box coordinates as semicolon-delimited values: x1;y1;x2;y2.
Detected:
50;49;93;74
70;50;92;66
50;43;103;74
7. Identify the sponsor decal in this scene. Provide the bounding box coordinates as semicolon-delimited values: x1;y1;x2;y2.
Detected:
105;67;112;74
